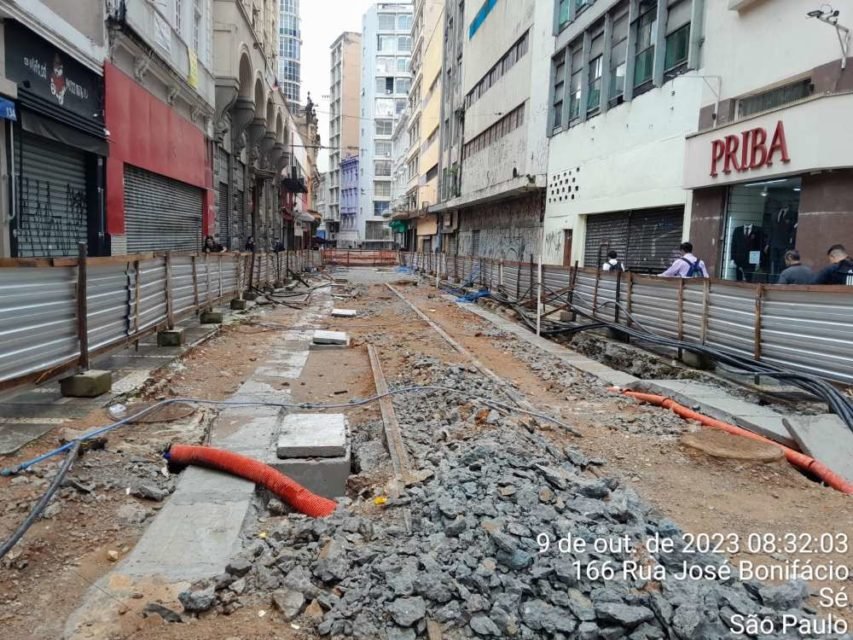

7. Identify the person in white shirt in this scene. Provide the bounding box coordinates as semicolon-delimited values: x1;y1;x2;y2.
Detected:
602;250;625;272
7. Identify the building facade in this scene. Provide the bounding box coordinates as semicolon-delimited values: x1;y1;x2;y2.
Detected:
355;0;413;248
685;0;853;281
432;0;553;261
326;31;361;242
339;154;359;244
278;0;301;110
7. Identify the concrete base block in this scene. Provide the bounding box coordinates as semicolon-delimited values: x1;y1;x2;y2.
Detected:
200;310;224;324
277;414;347;458
230;298;248;310
269;448;351;498
243;291;259;301
60;370;112;398
681;349;714;370
157;328;185;347
559;311;575;322
331;309;357;318
313;330;348;345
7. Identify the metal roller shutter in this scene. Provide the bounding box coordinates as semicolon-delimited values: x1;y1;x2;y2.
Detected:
584;212;629;268
626;207;683;273
14;132;88;257
218;181;230;248
124;165;202;253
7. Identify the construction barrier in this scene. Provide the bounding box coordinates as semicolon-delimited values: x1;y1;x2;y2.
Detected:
401;252;853;386
323;249;398;267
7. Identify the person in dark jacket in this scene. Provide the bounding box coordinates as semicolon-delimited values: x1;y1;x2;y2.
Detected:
202;235;225;253
245;236;256;252
814;244;853;285
776;250;814;284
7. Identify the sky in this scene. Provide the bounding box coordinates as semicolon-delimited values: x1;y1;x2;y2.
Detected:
300;0;376;172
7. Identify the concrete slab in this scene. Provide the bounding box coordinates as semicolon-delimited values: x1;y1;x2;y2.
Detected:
269;447;351;498
277;413;347;458
632;379;798;448
331;308;357;317
313;330;349;345
60;370;112;398
784;415;853;484
0;422;58;455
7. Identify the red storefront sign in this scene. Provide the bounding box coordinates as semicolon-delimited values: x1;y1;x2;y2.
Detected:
710;120;790;177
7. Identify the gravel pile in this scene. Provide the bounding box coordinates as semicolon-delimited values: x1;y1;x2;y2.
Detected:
174;362;833;639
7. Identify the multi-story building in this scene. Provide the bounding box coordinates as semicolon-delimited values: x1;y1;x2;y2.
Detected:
542;0;707;271
432;0;553;259
404;0;443;251
356;0;413;248
278;0;301;110
389;106;416;249
338;155;360;246
326;31;361;242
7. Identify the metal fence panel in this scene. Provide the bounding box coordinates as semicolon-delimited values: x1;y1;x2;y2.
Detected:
682;281;705;343
87;262;132;352
172;256;196;317
706;283;756;358
629;277;679;338
137;258;167;333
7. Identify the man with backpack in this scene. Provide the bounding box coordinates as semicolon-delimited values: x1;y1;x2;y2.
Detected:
601;250;626;273
814;244;853;285
659;242;709;278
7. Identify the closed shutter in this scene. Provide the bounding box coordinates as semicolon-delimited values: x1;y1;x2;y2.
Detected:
14;132;88;257
218;181;230;248
626;207;683;273
124;165;202;253
584;212;629;268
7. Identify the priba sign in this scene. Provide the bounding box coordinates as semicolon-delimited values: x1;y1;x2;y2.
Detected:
709;120;790;177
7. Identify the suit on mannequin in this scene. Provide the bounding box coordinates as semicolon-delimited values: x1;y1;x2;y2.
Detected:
768;207;797;274
731;224;764;281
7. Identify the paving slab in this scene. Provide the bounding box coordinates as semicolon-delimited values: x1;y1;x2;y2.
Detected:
632;379;798;448
0;422;58;455
313;330;349;345
784;414;853;484
277;413;347;458
331;308;357;317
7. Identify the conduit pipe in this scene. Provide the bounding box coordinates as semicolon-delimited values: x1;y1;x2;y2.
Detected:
166;445;337;517
616;389;853;495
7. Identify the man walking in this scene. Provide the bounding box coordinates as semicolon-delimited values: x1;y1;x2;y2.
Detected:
601;250;625;272
814;244;853;285
776;250;814;284
659;242;709;278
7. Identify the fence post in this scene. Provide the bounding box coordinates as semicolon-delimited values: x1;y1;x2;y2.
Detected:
700;279;710;344
592;267;601;318
134;259;142;333
754;284;763;360
165;252;175;329
499;260;504;289
625;271;633;328
76;242;89;370
191;256;199;308
677;278;685;341
218;254;223;299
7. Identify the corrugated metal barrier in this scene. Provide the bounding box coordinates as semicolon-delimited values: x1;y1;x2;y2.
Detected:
402;252;853;386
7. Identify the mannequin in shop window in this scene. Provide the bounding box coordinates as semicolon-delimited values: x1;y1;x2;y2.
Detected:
767;206;797;275
730;223;764;281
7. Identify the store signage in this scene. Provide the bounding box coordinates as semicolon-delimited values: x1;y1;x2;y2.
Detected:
710;120;790;177
0;98;16;121
4;22;103;124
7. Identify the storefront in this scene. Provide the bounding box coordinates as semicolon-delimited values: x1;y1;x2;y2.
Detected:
4;21;107;257
686;94;853;281
583;207;684;273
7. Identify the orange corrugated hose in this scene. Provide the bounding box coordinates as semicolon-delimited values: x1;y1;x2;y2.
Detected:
615;389;853;495
168;444;338;517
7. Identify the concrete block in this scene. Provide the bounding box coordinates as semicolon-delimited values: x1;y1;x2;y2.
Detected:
680;349;715;370
331;309;357;318
243;291;259;301
277;413;347;458
230;298;248;310
200;310;224;324
269;448;351;498
313;330;348;345
157;328;185;347
784;415;853;484
60;370;112;398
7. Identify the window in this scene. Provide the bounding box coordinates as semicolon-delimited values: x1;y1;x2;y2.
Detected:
551;53;566;130
664;0;691;73
378;13;396;30
375;160;392;176
376;57;395;74
377;77;394;93
633;0;657;88
397;57;410;72
587;30;604;114
175;0;183;34
397;36;412;52
398;14;412;30
395;78;411;94
373;201;390;217
375;141;391;157
557;0;570;30
609;10;629;102
568;46;582;122
375;120;393;136
464;31;529;110
395;99;407;115
737;80;812;118
378;36;395;52
376;98;395;118
192;0;201;51
374;182;391;197
426;164;438;182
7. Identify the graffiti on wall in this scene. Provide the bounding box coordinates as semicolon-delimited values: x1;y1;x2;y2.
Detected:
544;230;564;257
15;178;87;257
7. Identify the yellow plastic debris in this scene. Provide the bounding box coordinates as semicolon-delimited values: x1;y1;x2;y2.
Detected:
373;496;388;506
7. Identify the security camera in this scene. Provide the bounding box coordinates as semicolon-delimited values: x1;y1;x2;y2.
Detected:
807;9;825;17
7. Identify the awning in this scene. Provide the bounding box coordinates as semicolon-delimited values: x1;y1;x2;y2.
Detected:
389;219;410;233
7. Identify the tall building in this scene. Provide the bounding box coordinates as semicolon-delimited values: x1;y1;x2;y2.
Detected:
327;31;362;244
354;0;413;248
279;0;301;109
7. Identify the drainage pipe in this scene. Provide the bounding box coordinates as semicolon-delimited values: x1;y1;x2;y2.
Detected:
618;389;853;495
166;444;337;517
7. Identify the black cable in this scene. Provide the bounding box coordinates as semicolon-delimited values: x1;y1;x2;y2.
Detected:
0;441;81;560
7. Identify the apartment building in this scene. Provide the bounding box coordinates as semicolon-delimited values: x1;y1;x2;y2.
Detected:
355;0;413;248
279;0;302;110
432;0;554;260
326;31;361;243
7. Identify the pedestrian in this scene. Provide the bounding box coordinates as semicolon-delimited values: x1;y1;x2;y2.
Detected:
776;250;814;284
273;238;285;252
202;235;225;253
601;250;625;273
814;244;853;285
246;236;256;252
659;241;709;278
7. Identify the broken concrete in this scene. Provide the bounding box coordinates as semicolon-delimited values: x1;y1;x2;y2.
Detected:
277;413;347;458
59;370;112;398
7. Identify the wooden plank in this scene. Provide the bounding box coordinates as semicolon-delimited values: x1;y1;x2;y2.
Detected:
783;416;853;484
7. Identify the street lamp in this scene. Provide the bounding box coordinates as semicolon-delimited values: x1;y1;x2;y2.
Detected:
807;5;851;69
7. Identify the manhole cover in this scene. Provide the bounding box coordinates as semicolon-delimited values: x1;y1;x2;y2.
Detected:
127;402;197;424
681;429;784;462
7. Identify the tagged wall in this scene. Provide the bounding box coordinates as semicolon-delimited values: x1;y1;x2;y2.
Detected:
456;193;541;260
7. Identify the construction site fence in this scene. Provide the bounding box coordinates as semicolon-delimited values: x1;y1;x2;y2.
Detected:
323;249;398;266
400;252;853;386
0;249;321;392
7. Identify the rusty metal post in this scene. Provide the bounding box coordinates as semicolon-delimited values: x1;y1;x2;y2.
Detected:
165;252;175;329
76;242;89;370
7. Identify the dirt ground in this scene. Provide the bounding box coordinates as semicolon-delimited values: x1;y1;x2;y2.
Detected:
1;274;850;639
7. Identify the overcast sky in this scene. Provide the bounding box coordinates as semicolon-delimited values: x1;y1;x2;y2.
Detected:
301;0;376;172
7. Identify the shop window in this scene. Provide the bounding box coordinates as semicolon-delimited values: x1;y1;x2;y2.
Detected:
633;0;656;90
722;177;801;282
664;0;691;76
